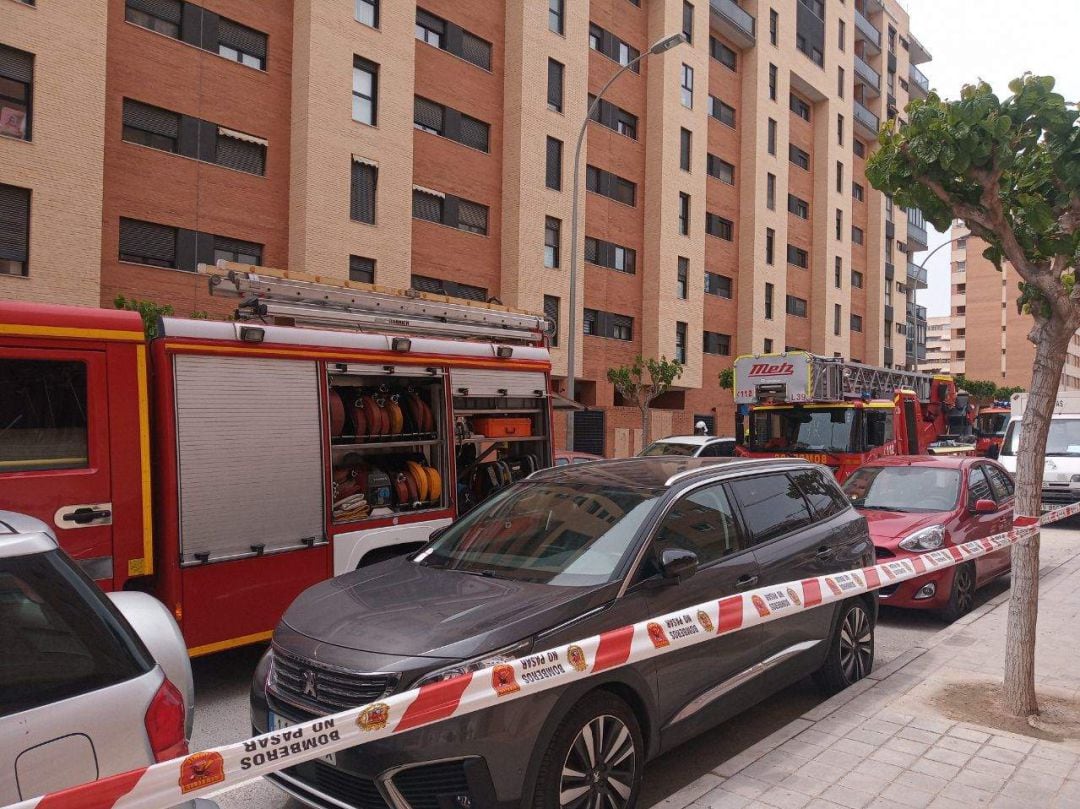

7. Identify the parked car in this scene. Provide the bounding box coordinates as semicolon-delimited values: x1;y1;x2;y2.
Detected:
841;456;1015;622
639;435;737;458
251;457;875;809
0;511;212;807
553;450;603;466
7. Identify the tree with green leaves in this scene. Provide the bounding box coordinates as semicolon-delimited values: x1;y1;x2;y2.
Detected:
868;74;1079;719
114;295;173;339
606;356;683;446
718;368;734;391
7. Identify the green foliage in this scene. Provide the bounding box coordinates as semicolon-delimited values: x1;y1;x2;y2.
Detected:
190;310;209;320
606;356;683;411
955;374;1025;403
718;367;734;391
114;295;173;339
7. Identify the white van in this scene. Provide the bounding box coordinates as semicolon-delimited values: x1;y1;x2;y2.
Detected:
999;391;1080;510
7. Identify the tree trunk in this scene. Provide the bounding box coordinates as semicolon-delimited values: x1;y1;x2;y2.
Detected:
1004;320;1071;717
640;404;650;447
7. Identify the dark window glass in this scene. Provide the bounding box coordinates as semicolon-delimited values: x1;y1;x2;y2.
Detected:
788;194;809;219
456;199;489;235
769;63;777;100
679;128;692;172
589;23;640;71
706;154;735;184
703;331;731;355
411;274;487;301
460;29;493;70
585;236;636;274
350;161;377;224
213;236;261;266
415;8;445;47
786;295;807;317
843;466;960;512
588;95;638;139
789;92;811;121
677;257;688;299
986;466;1015;500
544;216;561;269
651;484;743;567
352;57;378;125
765;282;774;318
852;270;864;288
680;63;694;108
728;473;813;544
766;172;776;209
709;36;736;70
548;59;564;112
544;295;560;347
852;226;864;245
852;182;864;202
217;17;267;69
705;213;733;240
586;165;635;206
675;321;687;363
612;314;632;340
791;469;848;520
682;1;694;44
968;466;994;506
583;308;597;335
765;229;775;266
851;314;863;332
789;143;810;170
678;193;690;235
770;9;778;45
349;255;375;283
767;118;777;155
356;0;378;27
0;44;34;141
546;137;563;190
787;244;808;268
215;128;266;175
0;183;31;276
704;272;732;298
124;0;181;39
549;0;565;34
119;217;177;268
853;139;866;158
707;96;736;128
414;96;444;135
0;359;87;471
412;188;443;224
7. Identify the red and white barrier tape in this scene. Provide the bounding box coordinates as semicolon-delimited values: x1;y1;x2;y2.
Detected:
8;500;1079;809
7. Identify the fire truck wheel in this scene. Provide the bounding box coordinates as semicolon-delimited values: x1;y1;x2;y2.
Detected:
813;599;875;695
941;563;976;624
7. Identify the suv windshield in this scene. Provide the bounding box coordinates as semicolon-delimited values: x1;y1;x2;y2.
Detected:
749;407;855;453
640;442;697;457
1002;418;1080;457
842;466;961;512
415;482;659;586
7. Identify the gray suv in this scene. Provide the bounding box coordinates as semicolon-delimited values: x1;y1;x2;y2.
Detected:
251;458;875;809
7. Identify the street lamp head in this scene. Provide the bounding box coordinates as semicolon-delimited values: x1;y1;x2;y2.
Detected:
648;33;685;55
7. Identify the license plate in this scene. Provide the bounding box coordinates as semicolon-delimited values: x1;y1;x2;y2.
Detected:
269;711;336;765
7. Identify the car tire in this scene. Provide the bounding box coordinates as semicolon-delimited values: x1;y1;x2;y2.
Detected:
813;599;875;695
531;691;644;809
941;563;976;623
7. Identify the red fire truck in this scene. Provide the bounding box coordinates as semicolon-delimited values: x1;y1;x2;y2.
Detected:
0;265;554;655
732;352;973;482
974;403;1011;458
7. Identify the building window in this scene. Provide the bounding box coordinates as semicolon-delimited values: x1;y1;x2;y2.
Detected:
544;217;561;268
680;64;694;108
852;225;864;245
680;128;692;172
350;160;377;224
118;217;177;269
0;183;30;276
217;17;268;69
703;331;731;356
543;295;560;347
356;0;378;27
769;9;778;45
787;194;809;219
546;137;563;190
412;189;490;236
413;188;444;225
835;209;843;240
583;308;596;335
412;274;487;301
766;173;776;210
787;244;809;268
590;23;641;72
413;95;443;135
125;0;181;38
682;2;694;44
612;315;632;341
852;269;864;288
766;228;775;265
707;96;736;128
549;0;565;34
678;193;691;235
705;271;732;298
548;59;564;112
586;165;636;206
838;66;845;98
589;95;638;139
677;257;689;299
851;314;863;333
675;321;688;363
956;237;968;249
585;310;633;340
853;139;866;158
585;236;636;274
216;127;267;175
415;8;491;69
0;44;33;141
709;36;736;71
457;199;489;235
706;154;734;185
121;99;178;153
852;182;864;202
352;57;378;125
835;256;842;288
415;8;444;46
789;93;811;121
765;283;774;319
839;18;846;51
706;213;733;241
349;255;375;283
786;295;808;317
834;304;842;336
837;113;845;146
764;338;774;353
789;144;810;170
767;118;777;155
768;63;777;101
213;236;262;266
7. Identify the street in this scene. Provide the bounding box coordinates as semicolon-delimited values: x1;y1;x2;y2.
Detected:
190;529;1062;809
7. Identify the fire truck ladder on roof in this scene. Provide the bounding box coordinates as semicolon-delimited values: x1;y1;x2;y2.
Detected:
810;356;936;402
204;262;554;345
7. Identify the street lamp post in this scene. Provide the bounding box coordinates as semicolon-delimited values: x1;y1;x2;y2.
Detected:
564;32;685;452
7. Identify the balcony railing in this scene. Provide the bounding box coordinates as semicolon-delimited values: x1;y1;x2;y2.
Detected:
907;219;928;250
909;63;929;97
710;0;756;48
916;305;927;322
907;262;928;288
854;55;880;93
854;9;881;51
908;31;932;65
854;101;880;136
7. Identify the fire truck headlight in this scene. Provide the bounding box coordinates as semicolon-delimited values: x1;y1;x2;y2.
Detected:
898;525;946;552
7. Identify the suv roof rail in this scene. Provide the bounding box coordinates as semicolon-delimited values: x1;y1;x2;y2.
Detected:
663;457;810;487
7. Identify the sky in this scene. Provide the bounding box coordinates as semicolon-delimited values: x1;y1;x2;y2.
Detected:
898;0;1080;316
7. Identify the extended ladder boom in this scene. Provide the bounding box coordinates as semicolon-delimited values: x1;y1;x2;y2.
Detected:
204;262;553;345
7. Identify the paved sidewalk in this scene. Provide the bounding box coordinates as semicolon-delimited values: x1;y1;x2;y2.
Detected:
657;531;1080;809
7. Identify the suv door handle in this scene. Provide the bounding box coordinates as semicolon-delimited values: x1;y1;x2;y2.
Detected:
815;546;835;560
735;574;759;590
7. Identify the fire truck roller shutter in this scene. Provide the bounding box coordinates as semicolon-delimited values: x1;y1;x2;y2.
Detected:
173;356;325;564
450;369;547;398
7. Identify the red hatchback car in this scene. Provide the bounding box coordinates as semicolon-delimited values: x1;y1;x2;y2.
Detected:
842;456;1015;622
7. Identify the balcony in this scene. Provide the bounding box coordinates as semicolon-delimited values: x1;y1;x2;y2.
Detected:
854;55;881;96
909;63;929;98
907;262;928;289
854;9;881;53
884;304;894;323
916;305;927;323
854;101;880;137
885;262;894;280
710;0;756;49
908;31;932;65
907;219;928;251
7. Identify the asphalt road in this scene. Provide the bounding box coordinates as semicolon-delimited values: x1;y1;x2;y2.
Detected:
191;534;1049;809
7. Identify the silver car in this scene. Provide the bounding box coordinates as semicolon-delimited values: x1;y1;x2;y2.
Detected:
0;511;213;807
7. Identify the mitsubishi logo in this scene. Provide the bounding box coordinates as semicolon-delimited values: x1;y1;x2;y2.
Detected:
302;670;318;699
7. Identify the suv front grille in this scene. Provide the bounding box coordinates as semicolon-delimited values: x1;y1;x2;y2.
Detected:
280;761;390;809
269;646;397;714
393;761;471;809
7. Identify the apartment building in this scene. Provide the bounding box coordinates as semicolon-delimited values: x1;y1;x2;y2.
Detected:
0;0;932;455
948;222;1080;390
918;314;950;374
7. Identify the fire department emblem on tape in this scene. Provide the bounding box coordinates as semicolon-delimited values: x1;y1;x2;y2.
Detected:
825;577;844;597
179;751;225;793
786;587;802;606
697;609;714;633
356;702;390;731
751;595;770;618
567;645;587;672
492;664;521;696
647;622;669;648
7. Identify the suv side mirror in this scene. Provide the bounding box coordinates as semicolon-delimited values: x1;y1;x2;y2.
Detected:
972;498;997;514
660;548;698;583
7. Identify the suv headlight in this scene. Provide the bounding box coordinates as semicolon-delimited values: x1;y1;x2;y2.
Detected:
414;640;533;688
898;525;946;552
